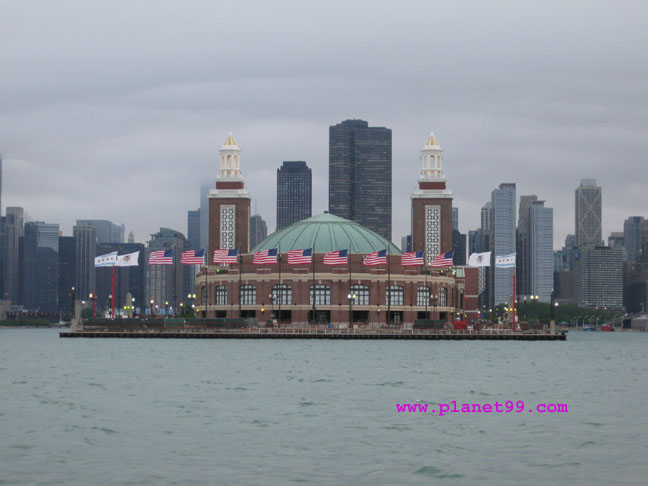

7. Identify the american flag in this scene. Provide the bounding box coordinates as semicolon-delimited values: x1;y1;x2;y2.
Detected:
430;251;454;267
323;249;348;265
149;250;174;265
287;248;312;264
213;248;239;264
181;249;205;265
401;250;424;266
363;249;387;266
253;248;278;264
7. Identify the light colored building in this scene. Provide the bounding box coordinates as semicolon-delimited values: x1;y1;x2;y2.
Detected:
575;179;602;247
529;201;553;302
491;183;516;305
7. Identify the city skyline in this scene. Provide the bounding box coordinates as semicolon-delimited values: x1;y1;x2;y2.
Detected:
1;1;646;248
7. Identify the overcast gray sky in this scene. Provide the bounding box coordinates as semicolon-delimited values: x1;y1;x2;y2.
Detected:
1;0;646;249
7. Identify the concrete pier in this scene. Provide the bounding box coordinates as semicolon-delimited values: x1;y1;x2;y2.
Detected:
60;328;566;341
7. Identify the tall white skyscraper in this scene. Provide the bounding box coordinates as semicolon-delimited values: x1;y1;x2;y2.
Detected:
491;183;516;306
529;200;553;302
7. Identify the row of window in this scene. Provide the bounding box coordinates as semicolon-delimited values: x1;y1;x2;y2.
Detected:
203;285;449;307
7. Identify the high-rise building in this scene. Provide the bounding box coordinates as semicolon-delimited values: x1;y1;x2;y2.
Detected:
491;183;516;306
250;214;268;250
452;230;467;266
276;161;312;231
575;179;602;247
516;195;538;298
624;216;645;262
73;223;96;301
411;133;454;263
529;200;553;302
128;231;135;244
3;207;24;303
57;236;76;314
208;134;252;259
329;119;392;241
451;207;466;265
76;220;125;244
187;209;201;250
147;228;187;313
573;246;622;308
22;222;59;311
401;235;412;253
608;232;625;256
452;207;459;232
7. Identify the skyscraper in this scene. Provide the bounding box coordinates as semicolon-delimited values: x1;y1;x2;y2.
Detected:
573;246;622;308
329;119;392;241
624;216;645;262
250;214;268;250
73;223;96;302
76;220;125;244
57;236;76;314
187;209;201;250
3;207;24;303
529;200;553;302
517;195;538;298
147;228;187;312
22;222;59;311
575;179;602;247
276;161;312;231
491;183;516;306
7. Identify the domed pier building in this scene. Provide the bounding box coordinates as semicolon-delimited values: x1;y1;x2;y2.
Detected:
201;133;478;325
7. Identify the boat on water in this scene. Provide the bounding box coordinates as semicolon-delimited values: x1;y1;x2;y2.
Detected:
583;324;596;331
600;324;614;332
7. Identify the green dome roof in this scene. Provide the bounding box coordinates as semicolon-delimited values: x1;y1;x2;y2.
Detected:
252;213;401;255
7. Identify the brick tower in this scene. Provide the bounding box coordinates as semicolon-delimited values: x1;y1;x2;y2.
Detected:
411;133;454;264
208;133;252;258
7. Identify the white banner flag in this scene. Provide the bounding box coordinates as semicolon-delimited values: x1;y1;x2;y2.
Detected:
115;251;140;267
94;251;118;267
468;251;491;267
495;253;517;268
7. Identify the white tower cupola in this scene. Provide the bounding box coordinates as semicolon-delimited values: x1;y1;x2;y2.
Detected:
218;133;244;182
419;132;445;182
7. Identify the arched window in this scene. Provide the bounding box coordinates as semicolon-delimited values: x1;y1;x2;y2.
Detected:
417;286;430;306
310;285;330;305
386;285;404;306
350;285;369;305
240;285;256;305
226;154;231;168
215;285;227;306
439;287;448;307
272;284;292;305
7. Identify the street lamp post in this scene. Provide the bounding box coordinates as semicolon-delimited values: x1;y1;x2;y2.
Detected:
150;299;154;318
89;292;96;320
108;294;113;319
347;292;356;329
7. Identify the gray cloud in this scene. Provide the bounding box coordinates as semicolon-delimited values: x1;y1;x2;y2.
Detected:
1;0;646;248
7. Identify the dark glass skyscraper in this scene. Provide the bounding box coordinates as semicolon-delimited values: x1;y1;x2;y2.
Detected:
276;161;312;231
22;222;59;311
329;119;392;241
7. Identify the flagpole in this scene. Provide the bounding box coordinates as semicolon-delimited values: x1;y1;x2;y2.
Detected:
238;246;242;318
425;254;428;320
387;247;391;327
311;242;316;324
277;244;282;327
111;264;116;319
349;242;353;325
512;269;517;331
205;262;208;319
